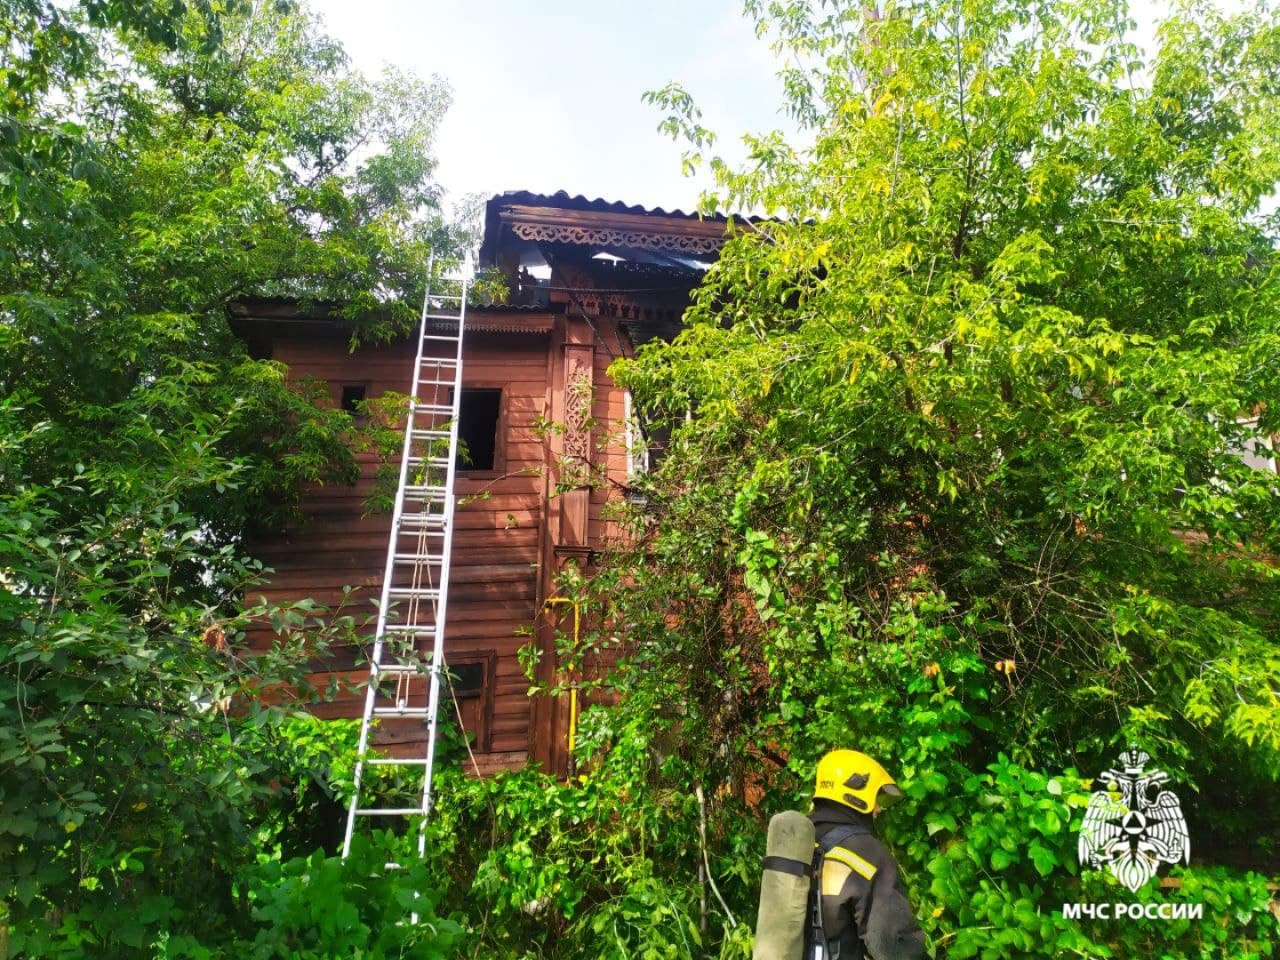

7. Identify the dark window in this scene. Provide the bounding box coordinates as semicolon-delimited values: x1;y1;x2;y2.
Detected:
449;660;485;696
643;421;672;473
340;384;366;414
456;388;501;471
446;653;494;752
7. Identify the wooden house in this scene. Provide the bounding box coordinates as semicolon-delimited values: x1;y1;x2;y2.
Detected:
231;191;735;776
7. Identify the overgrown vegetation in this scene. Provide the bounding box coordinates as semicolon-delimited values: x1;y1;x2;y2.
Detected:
3;0;1280;958
1;0;459;955
580;0;1280;955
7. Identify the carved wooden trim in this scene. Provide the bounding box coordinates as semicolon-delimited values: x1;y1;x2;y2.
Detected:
563;354;593;460
500;202;731;237
512;220;725;254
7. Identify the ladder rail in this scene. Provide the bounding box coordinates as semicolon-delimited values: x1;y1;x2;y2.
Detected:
342;254;469;859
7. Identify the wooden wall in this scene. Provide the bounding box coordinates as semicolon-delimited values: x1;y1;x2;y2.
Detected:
240;307;640;775
245;319;556;770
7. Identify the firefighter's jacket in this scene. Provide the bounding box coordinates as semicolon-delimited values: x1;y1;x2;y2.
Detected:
810;805;927;960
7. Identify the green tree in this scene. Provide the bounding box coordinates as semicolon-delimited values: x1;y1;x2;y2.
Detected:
562;0;1280;955
1;0;452;533
1;1;461;955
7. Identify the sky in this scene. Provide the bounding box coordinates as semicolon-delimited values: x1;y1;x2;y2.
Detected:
308;1;1203;214
310;0;785;213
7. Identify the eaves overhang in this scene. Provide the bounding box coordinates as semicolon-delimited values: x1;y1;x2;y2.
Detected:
479;190;755;266
228;298;558;337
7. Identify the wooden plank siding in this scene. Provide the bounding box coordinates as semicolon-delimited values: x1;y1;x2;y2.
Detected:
240;310;640;774
245;322;554;763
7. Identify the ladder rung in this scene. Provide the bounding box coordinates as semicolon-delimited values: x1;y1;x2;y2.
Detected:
372;706;432;718
415;380;455;388
381;624;437;635
403;482;447;493
355;808;426;816
410;428;451;440
428;291;463;300
419;355;458;364
409;402;453;415
369;662;423;675
394;553;444;563
421;333;460;341
399;513;446;526
386;587;441;599
402;484;448;498
365;757;431;766
407;457;451;469
397;516;446;531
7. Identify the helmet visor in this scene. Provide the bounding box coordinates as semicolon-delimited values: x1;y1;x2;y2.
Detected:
877;782;905;809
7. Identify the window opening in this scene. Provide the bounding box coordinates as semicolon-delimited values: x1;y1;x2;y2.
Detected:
455;388;501;471
340;384;366;414
623;388;649;478
445;653;494;753
1233;416;1277;474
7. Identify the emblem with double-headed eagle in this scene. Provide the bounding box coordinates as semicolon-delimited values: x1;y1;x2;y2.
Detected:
1078;749;1190;892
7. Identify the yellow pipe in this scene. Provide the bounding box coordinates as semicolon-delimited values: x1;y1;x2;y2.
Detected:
543;598;582;761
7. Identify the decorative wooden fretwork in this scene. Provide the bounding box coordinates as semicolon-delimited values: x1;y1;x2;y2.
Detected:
554;262;688;328
563;355;593;461
512;221;725;255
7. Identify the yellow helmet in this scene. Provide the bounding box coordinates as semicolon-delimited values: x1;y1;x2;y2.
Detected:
814;749;904;814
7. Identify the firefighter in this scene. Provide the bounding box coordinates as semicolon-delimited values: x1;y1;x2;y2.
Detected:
808;749;928;960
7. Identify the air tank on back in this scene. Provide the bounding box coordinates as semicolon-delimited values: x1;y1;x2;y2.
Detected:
753;810;815;960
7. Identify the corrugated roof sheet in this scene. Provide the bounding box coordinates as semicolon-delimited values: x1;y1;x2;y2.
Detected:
492;189;739;222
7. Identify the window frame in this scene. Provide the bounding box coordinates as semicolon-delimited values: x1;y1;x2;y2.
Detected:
445;650;496;754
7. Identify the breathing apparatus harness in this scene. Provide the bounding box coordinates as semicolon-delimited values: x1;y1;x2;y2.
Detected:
805;819;873;960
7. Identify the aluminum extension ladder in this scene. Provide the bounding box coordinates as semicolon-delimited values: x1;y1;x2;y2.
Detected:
342;255;470;860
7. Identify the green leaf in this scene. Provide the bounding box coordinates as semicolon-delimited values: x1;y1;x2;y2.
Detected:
1028;843;1057;877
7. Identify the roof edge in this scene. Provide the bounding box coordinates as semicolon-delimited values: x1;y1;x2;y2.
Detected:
480;189;758;265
